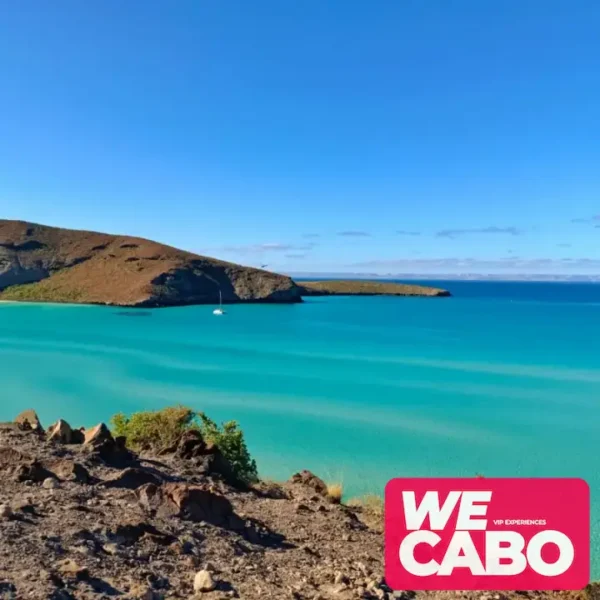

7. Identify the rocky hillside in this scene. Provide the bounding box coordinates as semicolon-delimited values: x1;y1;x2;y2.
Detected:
0;411;596;600
298;280;451;297
0;221;302;307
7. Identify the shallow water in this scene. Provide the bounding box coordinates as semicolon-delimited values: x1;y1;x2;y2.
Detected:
1;281;599;574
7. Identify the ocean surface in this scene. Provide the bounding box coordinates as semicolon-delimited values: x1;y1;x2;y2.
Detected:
1;280;599;574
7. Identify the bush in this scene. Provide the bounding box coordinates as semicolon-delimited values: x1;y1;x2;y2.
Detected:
110;405;258;484
197;412;258;484
111;406;196;451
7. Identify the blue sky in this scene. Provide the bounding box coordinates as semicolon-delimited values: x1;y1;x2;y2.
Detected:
1;1;599;275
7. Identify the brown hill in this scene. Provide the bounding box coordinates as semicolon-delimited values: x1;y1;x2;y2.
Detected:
299;280;451;297
0;220;302;307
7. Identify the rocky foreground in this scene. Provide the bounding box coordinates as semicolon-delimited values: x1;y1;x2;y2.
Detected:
0;411;596;600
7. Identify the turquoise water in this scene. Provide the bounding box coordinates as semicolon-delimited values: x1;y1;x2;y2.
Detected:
1;281;599;574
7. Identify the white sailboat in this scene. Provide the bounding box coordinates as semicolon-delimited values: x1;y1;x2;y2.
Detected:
213;290;225;315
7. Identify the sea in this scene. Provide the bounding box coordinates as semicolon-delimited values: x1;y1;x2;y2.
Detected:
1;280;599;575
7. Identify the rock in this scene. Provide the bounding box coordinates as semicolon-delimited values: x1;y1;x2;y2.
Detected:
199;442;240;486
129;586;164;600
0;422;21;432
14;497;35;514
329;583;350;596
0;448;57;483
50;460;91;484
300;544;319;556
72;544;95;557
164;431;239;486
55;558;89;581
364;580;375;590
165;482;234;525
0;504;12;519
253;479;289;499
174;429;207;459
83;423;133;465
194;569;216;592
178;536;196;555
14;409;42;431
108;521;175;546
99;467;162;490
72;428;85;443
16;460;55;483
137;482;234;525
137;483;169;513
84;423;112;446
102;543;120;555
42;477;60;489
289;470;328;496
0;446;29;472
47;419;74;444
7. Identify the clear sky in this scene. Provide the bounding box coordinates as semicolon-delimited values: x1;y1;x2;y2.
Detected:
1;1;599;275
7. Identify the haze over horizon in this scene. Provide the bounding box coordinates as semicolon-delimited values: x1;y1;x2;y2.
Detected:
1;1;599;276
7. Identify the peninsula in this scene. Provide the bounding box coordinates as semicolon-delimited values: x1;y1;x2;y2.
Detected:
299;280;451;297
0;220;450;306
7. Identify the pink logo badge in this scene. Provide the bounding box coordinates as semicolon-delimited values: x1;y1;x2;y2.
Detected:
385;478;589;590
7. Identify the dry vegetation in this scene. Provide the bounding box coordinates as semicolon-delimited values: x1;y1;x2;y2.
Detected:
347;495;384;531
326;482;344;504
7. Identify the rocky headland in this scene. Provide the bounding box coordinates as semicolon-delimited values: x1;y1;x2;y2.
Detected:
0;221;302;307
0;410;595;600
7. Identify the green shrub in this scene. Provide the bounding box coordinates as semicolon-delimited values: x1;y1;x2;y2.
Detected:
110;405;258;484
197;412;258;484
111;405;196;451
